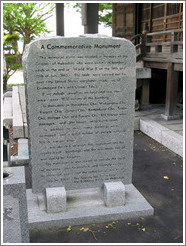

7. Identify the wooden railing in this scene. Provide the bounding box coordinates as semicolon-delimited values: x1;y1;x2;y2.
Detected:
130;33;146;62
131;29;183;64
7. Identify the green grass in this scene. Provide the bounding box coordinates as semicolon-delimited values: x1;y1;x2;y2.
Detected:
8;83;24;87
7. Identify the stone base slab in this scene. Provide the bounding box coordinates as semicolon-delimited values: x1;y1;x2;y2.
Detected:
27;184;154;231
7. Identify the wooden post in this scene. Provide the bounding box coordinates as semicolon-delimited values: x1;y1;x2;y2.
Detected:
171;31;178;53
82;3;98;34
56;3;64;36
148;3;152;33
141;79;150;105
164;63;179;118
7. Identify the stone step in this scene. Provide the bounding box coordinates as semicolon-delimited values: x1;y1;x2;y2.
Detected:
140;117;183;157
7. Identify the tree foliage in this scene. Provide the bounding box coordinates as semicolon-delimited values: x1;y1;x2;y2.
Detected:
98;3;112;27
3;33;19;52
3;33;22;91
3;3;54;50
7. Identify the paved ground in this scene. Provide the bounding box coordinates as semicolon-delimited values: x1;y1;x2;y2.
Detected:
30;131;183;244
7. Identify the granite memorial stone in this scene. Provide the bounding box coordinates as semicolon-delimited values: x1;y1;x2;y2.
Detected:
23;35;153;230
23;35;135;193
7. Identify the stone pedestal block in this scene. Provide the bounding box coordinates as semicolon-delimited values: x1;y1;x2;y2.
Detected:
104;181;125;207
46;187;67;213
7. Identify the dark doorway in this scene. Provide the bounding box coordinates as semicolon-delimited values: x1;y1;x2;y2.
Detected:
149;68;167;104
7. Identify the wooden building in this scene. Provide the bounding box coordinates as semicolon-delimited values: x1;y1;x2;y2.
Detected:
112;3;183;119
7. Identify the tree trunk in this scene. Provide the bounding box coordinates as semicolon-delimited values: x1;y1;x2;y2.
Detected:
23;36;32;52
3;79;8;92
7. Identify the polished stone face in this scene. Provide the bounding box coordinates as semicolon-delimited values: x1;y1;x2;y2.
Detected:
23;35;136;193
